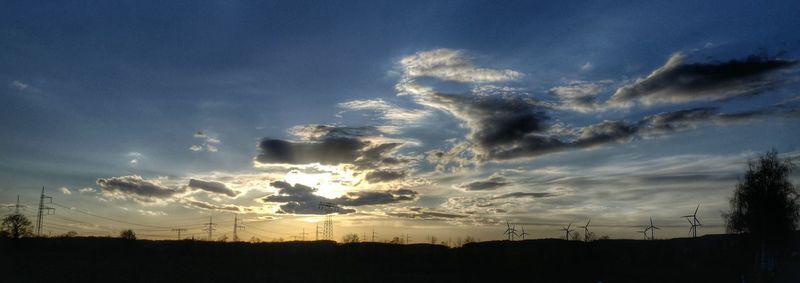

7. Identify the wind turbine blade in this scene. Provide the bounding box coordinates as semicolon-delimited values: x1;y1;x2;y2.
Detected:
687;218;693;225
695;203;700;215
586;218;591;227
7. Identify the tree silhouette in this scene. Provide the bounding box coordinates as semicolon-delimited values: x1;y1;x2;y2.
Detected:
119;229;136;240
724;149;799;236
1;213;33;239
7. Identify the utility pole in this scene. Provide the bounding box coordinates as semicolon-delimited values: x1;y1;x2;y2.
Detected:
36;187;54;236
315;223;319;241
405;234;411;244
171;228;187;239
232;214;245;242
372;229;376;242
203;216;216;241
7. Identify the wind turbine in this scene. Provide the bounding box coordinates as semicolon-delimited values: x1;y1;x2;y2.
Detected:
682;203;702;238
578;218;591;242
519;226;529;240
646;217;660;240
637;226;649;240
561;223;574;240
503;222;518;241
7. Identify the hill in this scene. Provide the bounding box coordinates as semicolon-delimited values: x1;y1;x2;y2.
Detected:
1;233;798;282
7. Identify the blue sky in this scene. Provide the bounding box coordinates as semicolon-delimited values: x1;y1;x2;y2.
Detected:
1;0;799;241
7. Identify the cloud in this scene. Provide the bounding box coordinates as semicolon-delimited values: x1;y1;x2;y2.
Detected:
187;179;239;197
399;49;523;83
421;92;551;160
386;208;469;220
458;175;511;191
491;192;559;199
610;53;797;107
79;187;96;194
365;170;406;183
338;99;431;125
59;187;72;195
262;181;417;215
190;131;221;152
183;199;241;212
96;175;182;201
256;125;405;169
550;80;614;112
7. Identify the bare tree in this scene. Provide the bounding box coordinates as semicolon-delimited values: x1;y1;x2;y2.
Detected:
724;149;799;236
342;233;360;243
1;214;33;239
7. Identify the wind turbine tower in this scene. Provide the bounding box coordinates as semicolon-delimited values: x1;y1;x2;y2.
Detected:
561;223;574;240
579;218;591;242
682;203;702;238
519;226;529;240
503;222;517;241
646;217;660;240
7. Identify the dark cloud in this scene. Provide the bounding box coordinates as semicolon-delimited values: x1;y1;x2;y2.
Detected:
187;179;238;197
458;175;511;191
256;138;367;165
336;189;417;206
365;170;406;183
255;125;403;169
263;181;417;215
610;53;797;106
96;175;181;199
492;192;559;200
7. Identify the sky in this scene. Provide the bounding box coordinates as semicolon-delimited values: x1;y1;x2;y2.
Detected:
2;0;800;242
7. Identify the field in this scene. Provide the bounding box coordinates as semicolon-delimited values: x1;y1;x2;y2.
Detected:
2;233;799;282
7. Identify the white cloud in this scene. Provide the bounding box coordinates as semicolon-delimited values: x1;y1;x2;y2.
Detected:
399;49;523;84
79;187;96;194
338;99;431;124
59;187;72;195
190;131;221;152
11;80;30;91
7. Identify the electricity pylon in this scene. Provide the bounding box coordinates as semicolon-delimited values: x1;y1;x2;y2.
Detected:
36;187;55;236
318;202;340;240
232;214;245;241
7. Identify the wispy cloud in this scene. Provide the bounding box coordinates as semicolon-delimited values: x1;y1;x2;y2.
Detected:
399;49;523;84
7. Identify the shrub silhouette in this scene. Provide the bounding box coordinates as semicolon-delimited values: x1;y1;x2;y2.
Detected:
119;229;136;240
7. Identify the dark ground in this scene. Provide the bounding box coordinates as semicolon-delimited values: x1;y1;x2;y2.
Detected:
1;233;799;283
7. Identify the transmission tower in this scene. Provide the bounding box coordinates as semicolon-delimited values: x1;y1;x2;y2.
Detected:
36;187;55;236
7;195;25;214
203;216;216;241
300;228;308;241
172;228;187;239
318;202;340;240
232;214;245;241
372;229;376;242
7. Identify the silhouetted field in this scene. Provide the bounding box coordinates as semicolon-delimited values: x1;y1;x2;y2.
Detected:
2;233;799;282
